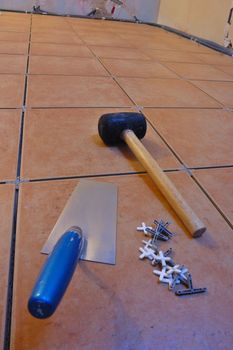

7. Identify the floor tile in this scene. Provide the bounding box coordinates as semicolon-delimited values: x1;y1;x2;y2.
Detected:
26;75;133;107
0;109;21;181
0;16;30;32
163;62;233;81
21;108;180;179
168;40;214;53
195;53;233;65
11;173;233;349
0;184;15;350
0;24;29;33
117;77;221;108
144;108;233;168
30;43;94;57
31;28;74;36
141;49;205;63
214;65;233;77
0;41;28;55
32;18;69;28
193;168;233;224
123;34;212;53
81;34;133;48
0;32;29;42
0;55;27;74
101;59;178;78
89;46;151;60
0;74;25;108
191;80;233;107
31;33;83;45
29;56;108;76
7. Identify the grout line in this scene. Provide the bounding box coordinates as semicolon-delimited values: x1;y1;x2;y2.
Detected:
191;173;233;230
189;164;233;171
0;107;22;110
5;164;233;185
187;79;225;108
3;14;32;350
13;106;226;111
140;106;224;110
27;172;147;182
3;187;19;350
145;118;187;167
20;168;182;184
66;25;140;107
3;165;232;186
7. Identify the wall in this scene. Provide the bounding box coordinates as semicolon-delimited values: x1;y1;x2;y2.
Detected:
157;0;233;46
0;0;160;22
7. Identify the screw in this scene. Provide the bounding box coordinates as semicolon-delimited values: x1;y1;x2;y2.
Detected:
154;219;174;238
175;274;207;296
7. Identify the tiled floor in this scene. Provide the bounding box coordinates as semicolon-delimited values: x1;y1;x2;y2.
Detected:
0;11;232;350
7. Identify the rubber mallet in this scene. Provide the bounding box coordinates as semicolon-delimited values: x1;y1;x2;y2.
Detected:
98;112;206;238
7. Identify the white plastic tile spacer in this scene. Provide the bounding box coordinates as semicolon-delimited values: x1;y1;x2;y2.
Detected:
153;266;169;281
139;246;156;260
154;251;171;267
137;222;152;235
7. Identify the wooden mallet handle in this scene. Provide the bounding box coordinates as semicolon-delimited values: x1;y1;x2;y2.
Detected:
122;129;206;237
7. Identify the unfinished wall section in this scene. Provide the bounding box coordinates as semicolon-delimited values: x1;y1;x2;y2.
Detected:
0;0;160;22
157;0;233;46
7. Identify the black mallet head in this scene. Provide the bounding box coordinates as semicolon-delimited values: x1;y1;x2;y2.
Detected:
98;112;147;146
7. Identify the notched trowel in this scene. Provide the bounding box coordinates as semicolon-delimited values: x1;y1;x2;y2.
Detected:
28;180;117;319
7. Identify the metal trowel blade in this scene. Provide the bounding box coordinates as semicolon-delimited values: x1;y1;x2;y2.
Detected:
41;179;117;265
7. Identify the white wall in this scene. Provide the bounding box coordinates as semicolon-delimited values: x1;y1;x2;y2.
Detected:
157;0;233;46
0;0;160;22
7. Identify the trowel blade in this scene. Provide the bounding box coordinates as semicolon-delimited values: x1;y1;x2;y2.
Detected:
41;179;117;265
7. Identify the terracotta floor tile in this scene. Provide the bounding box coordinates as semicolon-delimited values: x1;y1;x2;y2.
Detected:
27;75;132;107
0;109;21;181
12;173;233;349
30;43;93;57
101;59;178;78
1;14;232;349
163;62;233;81
0;54;27;74
118;32;173;45
195;53;233;65
117;77;221;108
0;41;28;55
21;108;179;179
32;19;70;30
168;40;214;53
193;168;233;224
0;25;29;33
31;28;75;36
144;108;233;168
89;46;151;60
0;17;30;32
128;37;181;51
0;184;14;350
125;34;212;53
191;80;233;107
0;74;25;108
215;65;233;77
81;34;133;48
31;33;83;45
0;32;29;42
29;56;108;76
141;49;205;63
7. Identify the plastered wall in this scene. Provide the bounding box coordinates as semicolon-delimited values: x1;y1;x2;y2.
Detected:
157;0;233;46
0;0;160;22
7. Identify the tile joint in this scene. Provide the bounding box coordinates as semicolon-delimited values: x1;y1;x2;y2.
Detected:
179;165;193;176
223;107;233;112
5;178;30;187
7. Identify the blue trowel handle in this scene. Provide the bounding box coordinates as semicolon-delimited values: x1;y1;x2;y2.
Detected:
28;226;84;319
